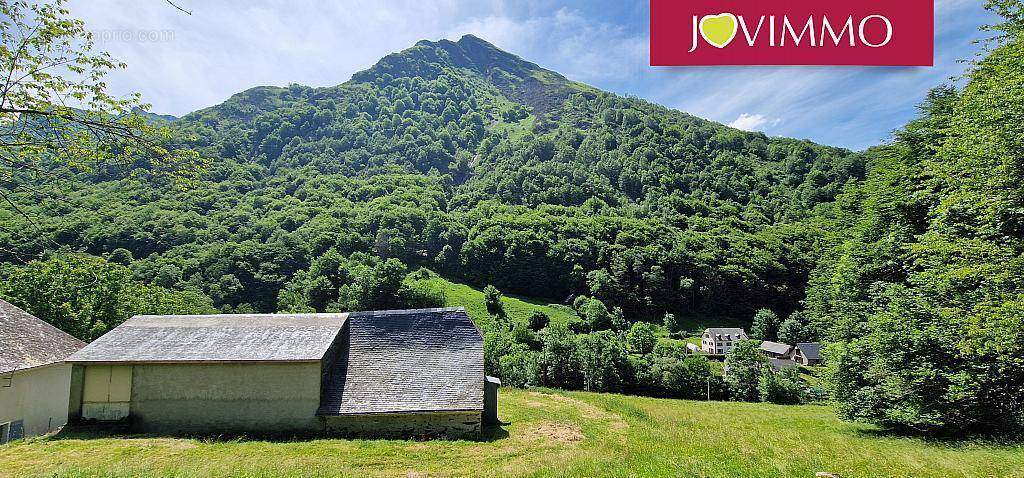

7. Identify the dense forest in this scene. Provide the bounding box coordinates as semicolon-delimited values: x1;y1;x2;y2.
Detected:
1;0;1021;437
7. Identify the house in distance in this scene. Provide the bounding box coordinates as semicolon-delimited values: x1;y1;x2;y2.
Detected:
793;343;823;366
65;307;492;438
0;299;85;443
700;328;748;354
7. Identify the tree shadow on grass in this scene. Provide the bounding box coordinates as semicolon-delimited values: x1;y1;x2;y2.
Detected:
49;420;510;444
853;427;1024;448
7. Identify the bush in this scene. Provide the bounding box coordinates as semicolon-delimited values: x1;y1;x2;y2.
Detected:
528;311;550;331
777;311;814;344
499;346;541;387
759;367;804;404
483;285;505;318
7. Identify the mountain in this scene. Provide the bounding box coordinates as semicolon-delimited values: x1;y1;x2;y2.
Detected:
2;35;863;318
353;34;596;118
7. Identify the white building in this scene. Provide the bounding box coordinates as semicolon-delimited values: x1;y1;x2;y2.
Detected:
1;299;84;444
700;328;748;354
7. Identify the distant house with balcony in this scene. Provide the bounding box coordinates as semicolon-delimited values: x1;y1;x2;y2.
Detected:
700;328;747;354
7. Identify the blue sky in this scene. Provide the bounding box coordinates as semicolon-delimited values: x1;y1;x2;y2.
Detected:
69;1;997;150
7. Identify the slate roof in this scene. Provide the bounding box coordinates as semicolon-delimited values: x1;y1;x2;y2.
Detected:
318;307;484;416
67;313;350;363
0;299;84;374
796;343;823;361
759;341;793;355
704;328;747;340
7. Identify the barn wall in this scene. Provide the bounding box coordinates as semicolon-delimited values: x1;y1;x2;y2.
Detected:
0;363;73;440
323;411;481;439
127;362;322;435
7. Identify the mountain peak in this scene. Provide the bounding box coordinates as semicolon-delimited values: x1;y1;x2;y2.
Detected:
353;35;591;117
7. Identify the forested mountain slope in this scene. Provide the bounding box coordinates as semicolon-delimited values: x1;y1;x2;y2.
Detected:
0;34;862;319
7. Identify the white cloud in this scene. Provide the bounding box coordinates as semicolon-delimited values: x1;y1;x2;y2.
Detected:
728;113;779;132
60;0;998;149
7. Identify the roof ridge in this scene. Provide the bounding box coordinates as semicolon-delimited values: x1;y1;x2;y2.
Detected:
348;306;466;317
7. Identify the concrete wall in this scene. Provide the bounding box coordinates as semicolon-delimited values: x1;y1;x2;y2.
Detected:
323;411;481;439
0;363;72;440
124;362;322;435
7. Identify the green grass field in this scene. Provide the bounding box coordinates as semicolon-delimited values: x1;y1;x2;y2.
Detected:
2;388;1021;477
408;274;742;340
408;275;581;330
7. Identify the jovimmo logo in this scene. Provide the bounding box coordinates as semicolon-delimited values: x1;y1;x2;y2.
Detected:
650;0;933;66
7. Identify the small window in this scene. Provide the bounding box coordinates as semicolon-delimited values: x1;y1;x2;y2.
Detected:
0;422;9;445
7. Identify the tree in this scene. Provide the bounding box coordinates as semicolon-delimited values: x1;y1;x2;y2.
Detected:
759;367;804;404
724;340;768;402
777;311;813;344
575;331;627;392
483;284;506;319
0;253;214;341
663;312;682;334
498;345;540;388
527;310;550;331
540;324;581;389
0;0;201;224
626;321;657;355
750;308;780;341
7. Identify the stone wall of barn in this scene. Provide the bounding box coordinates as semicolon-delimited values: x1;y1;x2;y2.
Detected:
125;362;323;435
0;363;73;441
322;411;481;439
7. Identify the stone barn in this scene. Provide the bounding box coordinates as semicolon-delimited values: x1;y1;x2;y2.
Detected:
66;307;490;438
0;299;85;443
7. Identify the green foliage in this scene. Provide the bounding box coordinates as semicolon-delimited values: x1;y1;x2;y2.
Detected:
662;312;682;334
575;330;628;392
527;310;550;331
0;253;215;341
277;252;426;313
497;345;541;388
0;0;203;200
810;2;1024;436
750;308;780;341
483;285;506;318
625;322;657;354
777;311;814;344
759;367;804;405
540;324;583;389
724;340;768;402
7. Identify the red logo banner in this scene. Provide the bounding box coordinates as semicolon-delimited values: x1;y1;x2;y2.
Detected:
650;0;933;66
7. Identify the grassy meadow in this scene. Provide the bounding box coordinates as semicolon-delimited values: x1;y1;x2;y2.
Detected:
2;388;1022;478
407;274;742;338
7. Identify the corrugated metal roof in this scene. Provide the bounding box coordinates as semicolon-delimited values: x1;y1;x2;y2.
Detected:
67;313;349;363
0;299;85;374
318;307;484;415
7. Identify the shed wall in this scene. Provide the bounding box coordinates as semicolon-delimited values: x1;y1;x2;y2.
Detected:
126;362;322;435
323;411;481;439
0;363;72;440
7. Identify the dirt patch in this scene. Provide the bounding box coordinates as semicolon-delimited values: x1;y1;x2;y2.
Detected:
523;422;584;443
